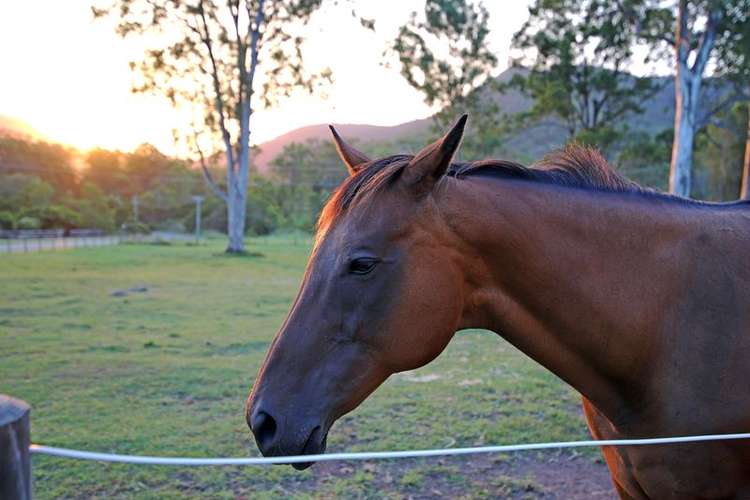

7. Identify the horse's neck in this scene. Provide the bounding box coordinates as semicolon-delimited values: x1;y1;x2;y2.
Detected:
441;178;691;421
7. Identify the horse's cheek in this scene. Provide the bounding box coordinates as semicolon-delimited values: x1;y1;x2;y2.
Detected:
382;257;462;371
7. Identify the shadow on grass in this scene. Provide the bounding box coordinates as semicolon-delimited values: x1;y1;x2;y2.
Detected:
214;250;265;258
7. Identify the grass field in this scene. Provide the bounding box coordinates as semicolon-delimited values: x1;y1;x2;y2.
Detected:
1;236;599;499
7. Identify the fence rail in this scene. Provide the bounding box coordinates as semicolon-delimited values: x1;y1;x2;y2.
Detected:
28;432;750;466
4;392;750;499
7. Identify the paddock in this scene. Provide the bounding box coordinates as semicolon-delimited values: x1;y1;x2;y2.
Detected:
4;393;750;500
3;237;747;498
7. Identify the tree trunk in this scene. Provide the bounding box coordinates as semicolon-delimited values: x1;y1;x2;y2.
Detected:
670;69;698;197
741;98;750;200
226;187;247;253
669;1;720;198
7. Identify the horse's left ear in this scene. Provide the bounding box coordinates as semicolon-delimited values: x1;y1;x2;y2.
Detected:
329;125;370;175
402;114;467;193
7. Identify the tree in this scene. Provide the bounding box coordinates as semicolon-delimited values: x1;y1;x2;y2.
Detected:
391;0;504;157
0;137;77;194
693;103;748;200
0;174;54;229
392;0;658;157
508;1;663;154
83;148;126;196
95;0;333;252
124;144;173;197
626;0;750;197
616;129;673;190
75;183;118;232
668;1;722;196
711;0;750;199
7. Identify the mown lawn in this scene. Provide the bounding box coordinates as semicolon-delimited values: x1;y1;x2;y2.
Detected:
1;236;595;499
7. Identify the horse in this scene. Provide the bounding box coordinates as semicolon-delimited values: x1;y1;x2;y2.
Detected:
245;115;750;498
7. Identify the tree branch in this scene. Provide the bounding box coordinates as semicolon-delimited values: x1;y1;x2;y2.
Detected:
196;0;238;191
690;8;722;76
238;0;266;192
194;131;228;202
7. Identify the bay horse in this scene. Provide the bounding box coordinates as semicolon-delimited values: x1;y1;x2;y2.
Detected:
246;115;750;498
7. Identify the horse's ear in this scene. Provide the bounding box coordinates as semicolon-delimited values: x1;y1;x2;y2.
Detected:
329;125;370;175
402;115;467;193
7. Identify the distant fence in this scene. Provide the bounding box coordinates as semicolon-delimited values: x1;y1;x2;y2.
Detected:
0;235;124;254
0;231;311;254
0;232;192;254
0;229;106;239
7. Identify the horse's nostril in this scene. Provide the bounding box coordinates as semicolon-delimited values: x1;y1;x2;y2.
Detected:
251;410;278;452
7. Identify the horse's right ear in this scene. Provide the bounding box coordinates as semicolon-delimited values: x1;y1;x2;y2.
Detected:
329;126;370;176
402;115;467;194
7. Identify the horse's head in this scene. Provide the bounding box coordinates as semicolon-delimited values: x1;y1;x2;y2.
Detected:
246;116;469;468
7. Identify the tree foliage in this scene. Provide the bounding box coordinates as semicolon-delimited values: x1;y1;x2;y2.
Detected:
391;0;505;158
392;0;496;112
508;0;659;152
0;137;77;193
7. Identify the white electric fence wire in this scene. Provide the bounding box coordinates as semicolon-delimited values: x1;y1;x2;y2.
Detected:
30;432;750;466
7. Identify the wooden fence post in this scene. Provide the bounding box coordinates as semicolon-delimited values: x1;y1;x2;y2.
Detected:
0;395;31;500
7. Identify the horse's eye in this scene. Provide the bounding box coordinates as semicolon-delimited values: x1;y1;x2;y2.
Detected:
349;258;378;275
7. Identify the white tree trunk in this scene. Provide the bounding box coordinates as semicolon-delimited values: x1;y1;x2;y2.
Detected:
226;187;247;253
742;99;750;200
670;69;699;196
668;2;720;198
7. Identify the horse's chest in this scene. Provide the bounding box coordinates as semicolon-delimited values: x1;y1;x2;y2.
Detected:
619;443;749;499
582;398;750;498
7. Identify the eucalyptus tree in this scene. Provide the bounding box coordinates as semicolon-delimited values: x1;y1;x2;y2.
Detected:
625;0;750;197
507;0;658;154
94;0;332;252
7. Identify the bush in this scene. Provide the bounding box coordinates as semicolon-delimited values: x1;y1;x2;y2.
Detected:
121;220;151;234
17;216;41;229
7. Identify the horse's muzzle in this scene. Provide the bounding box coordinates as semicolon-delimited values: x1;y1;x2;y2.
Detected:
247;403;328;470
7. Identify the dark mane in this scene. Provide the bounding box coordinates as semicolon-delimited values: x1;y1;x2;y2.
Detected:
452;145;643;193
317;145;655;238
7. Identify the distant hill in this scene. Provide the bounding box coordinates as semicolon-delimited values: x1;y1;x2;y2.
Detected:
252;118;432;172
253;67;682;170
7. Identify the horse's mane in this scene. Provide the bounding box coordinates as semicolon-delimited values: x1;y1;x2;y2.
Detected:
454;145;644;193
316;145;651;237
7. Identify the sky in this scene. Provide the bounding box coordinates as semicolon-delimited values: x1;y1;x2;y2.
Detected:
0;1;532;157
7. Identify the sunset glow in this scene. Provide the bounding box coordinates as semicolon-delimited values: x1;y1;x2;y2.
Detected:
1;1;531;156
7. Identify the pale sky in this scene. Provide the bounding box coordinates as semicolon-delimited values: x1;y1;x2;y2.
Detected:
0;1;532;157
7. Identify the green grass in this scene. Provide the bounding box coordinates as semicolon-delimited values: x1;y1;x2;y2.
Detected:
0;236;592;498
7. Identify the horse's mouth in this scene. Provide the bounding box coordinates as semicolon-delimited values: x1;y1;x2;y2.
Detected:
291;428;328;471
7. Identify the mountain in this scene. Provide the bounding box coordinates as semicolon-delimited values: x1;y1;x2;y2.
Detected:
252;118;432;172
253;67;681;171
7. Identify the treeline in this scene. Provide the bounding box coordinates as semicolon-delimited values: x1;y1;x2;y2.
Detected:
0;137;332;235
270;113;746;203
1;99;745;236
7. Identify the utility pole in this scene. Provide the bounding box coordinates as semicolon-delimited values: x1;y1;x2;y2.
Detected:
131;195;140;223
192;196;204;242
